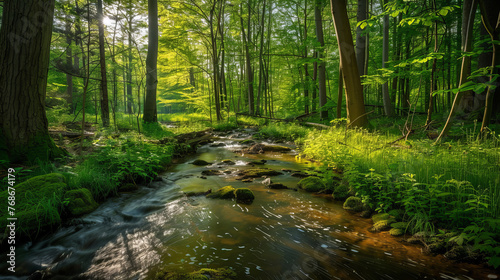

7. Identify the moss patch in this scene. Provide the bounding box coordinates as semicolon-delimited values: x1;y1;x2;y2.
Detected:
343;197;364;212
64;188;99;216
372;213;391;223
389;228;405;236
370;219;396;232
0;173;68;239
297;176;326;192
207;186;236;199
234;188;255;203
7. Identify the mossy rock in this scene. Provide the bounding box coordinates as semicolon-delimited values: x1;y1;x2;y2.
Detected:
297;176;326;192
207;186;236;199
332;184;350;200
0;173;68;239
370;218;396;232
444;245;467;260
343;197;364;212
427;241;447;254
236;168;282;180
201;169;224;176
387;209;404;221
239;139;255;145
234;188;255;203
389;228;405;236
218;159;235;165
192;159;211;166
390;222;408;230
64;188;99;216
360;210;372;218
372;213;391;224
155;267;236;280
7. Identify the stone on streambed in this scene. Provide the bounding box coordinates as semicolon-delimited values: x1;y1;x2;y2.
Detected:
234;188;255;203
192;159;211;166
268;183;289;189
217;159;235;165
206;186;255;204
154;267;237;280
206;186;236;199
201;169;224;176
297;176;326;192
236;168;282;180
184;189;212;197
64;188;99;216
343;197;364;212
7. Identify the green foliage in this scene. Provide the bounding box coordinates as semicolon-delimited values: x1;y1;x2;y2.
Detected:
302;126;500;267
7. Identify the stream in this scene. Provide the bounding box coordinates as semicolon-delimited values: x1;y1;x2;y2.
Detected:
1;129;498;280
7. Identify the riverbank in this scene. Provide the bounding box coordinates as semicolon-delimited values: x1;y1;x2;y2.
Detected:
256;122;500;270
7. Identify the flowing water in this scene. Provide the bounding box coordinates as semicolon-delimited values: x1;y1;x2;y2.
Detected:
1;130;498;280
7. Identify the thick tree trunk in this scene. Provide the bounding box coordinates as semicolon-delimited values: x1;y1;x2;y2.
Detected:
97;0;110;127
330;0;369;127
0;0;66;162
143;0;158;123
315;0;327;120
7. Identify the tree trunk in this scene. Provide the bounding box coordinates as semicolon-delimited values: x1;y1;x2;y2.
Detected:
479;0;499;132
315;0;327;120
425;0;439;127
356;0;367;77
330;0;369;127
436;0;478;142
97;0;110;127
143;0;158;123
337;65;343;119
457;0;476;113
127;7;134;114
381;0;394;116
241;1;254;115
0;0;66;162
65;16;74;114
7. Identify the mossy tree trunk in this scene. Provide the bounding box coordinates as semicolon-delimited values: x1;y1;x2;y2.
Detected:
0;0;66;163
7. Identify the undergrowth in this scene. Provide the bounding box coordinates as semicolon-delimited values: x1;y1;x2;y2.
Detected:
302;126;500;268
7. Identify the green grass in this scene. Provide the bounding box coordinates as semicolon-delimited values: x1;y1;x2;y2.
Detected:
255;123;311;143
